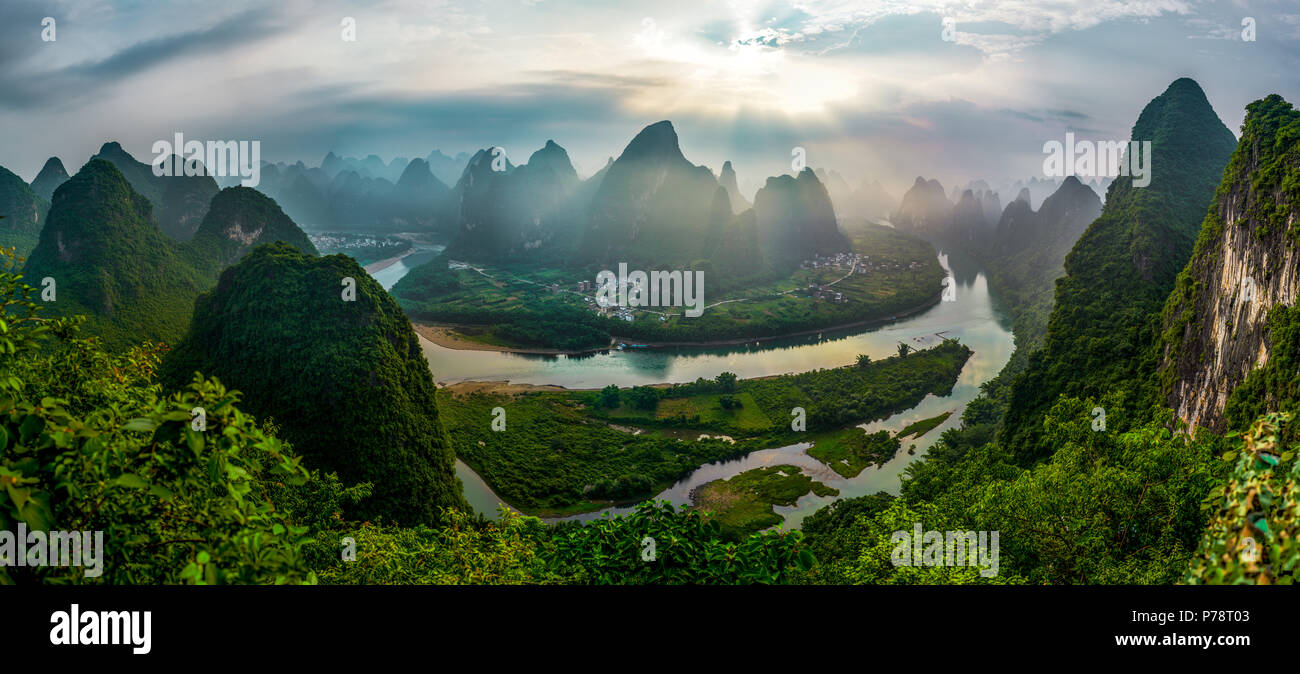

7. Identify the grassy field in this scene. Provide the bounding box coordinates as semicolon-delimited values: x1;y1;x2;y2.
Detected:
806;428;901;478
693;465;839;538
897;411;953;440
605;392;773;432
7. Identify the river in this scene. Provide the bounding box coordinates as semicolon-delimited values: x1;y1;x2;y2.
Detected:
391;246;1014;526
370;245;444;290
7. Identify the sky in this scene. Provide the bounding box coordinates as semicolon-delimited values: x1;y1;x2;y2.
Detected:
1;0;1297;199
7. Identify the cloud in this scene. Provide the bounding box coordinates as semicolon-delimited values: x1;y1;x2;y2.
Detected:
0;8;285;110
0;0;1292;193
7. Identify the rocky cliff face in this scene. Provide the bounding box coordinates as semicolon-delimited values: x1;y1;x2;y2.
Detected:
1161;94;1300;434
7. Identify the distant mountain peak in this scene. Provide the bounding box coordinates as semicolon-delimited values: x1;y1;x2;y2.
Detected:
719;160;748;213
31;156;70;203
526;140;575;174
618;120;685;162
39;156;66;173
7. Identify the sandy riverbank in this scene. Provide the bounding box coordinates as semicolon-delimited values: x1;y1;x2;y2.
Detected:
363;247;417;274
412;323;613;355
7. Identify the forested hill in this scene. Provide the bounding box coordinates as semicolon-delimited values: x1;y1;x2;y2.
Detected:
21;160;318;350
29;156;69;203
578;120;724;266
161;242;467;524
800;86;1297;586
444;140;580;262
91;141;219;241
0;164;47;258
187;186;320;275
22;159;210;349
1000;78;1238;462
972;176;1101;380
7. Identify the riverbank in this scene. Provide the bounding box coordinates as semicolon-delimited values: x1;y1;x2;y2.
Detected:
413;324;615;355
413;292;943;356
364;247;418;274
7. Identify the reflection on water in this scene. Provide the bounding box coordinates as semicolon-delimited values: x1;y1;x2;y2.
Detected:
422;247;1014;525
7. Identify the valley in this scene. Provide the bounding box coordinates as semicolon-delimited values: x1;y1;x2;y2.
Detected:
2;59;1295;591
401;245;1012;533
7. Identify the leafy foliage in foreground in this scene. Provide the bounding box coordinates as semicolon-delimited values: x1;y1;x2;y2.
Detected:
0;249;315;584
1185;412;1298;584
313;501;814;585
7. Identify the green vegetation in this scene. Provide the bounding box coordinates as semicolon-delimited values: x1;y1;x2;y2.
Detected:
91;142;219;241
0;249;315;584
438;389;745;515
1001;78;1238;462
897;411;952;440
1239;95;1300;244
1223;305;1300;434
440;340;970;514
187;186;319;275
1161;95;1300;428
693;465;837;538
1185;412;1299;584
801;393;1228;584
161;243;465;525
807;428;899;478
971;178;1100;378
18;161;318;351
393;222;944;351
0;247;816;585
22;160;210;350
0;165;47;259
29;157;68;204
793;82;1295;587
312;500;814;585
13;84;1300;588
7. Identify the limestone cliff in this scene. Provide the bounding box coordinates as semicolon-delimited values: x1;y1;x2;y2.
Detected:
1161;94;1300;433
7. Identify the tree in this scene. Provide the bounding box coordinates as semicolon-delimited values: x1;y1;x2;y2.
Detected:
598;384;621;408
716;371;738;392
627;385;661;410
897;343;912;358
856;354;872;369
